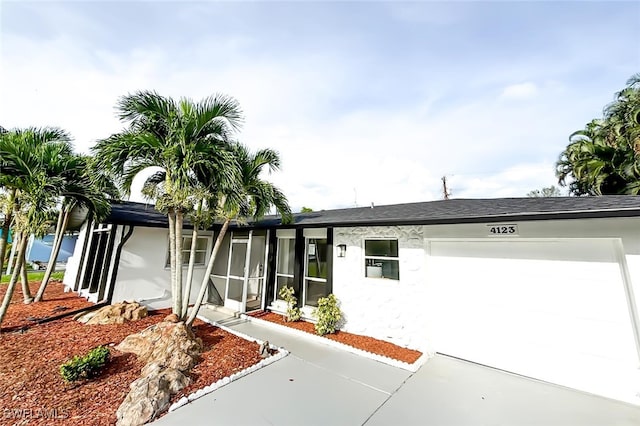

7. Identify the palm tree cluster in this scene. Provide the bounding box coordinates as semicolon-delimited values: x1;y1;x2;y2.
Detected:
0;90;291;329
92;90;291;325
0;128;115;325
557;74;640;195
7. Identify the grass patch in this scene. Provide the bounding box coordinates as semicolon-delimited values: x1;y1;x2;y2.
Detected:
1;271;64;284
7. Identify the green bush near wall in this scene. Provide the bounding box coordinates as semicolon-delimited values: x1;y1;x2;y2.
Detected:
313;294;342;335
278;286;301;322
59;346;111;383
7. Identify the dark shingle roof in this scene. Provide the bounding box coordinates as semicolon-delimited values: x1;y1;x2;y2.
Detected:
108;201;169;227
107;196;640;229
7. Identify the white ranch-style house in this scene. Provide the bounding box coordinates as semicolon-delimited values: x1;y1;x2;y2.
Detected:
63;196;640;405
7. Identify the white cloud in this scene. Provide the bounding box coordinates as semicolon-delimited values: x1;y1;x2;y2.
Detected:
450;163;562;199
500;82;539;100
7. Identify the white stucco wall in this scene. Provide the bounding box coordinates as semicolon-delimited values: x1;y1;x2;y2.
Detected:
332;217;640;354
333;225;429;351
111;227;215;310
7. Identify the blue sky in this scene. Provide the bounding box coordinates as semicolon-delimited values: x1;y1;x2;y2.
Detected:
1;1;638;211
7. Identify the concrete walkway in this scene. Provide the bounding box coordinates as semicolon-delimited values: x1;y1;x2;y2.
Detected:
153;310;640;426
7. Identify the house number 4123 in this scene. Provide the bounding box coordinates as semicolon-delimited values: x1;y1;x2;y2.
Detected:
487;224;518;235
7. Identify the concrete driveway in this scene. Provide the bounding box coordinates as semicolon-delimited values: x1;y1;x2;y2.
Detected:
368;355;640;426
153;313;640;426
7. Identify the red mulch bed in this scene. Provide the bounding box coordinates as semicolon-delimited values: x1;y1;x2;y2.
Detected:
0;282;263;426
250;311;422;364
0;280;94;332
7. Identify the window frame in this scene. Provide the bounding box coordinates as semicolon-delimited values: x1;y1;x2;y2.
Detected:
303;237;328;307
274;236;296;301
165;233;212;268
363;238;400;280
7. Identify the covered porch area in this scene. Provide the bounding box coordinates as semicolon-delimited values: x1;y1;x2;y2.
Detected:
206;229;271;313
205;227;334;317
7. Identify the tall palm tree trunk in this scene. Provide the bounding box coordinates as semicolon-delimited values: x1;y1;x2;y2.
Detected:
186;219;230;326
34;204;73;302
0;233;28;328
167;209;178;316
0;189;16;275
182;199;204;318
181;225;200;319
175;210;184;318
20;248;33;303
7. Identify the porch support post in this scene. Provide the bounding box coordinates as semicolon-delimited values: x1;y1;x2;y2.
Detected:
326;227;333;294
265;229;277;308
241;231;253;312
294;228;304;308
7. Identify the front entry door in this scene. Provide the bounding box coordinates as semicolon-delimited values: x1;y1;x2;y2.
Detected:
219;230;269;313
224;236;251;311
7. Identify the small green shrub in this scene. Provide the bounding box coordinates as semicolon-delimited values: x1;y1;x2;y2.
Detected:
312;294;342;335
60;346;111;383
278;286;301;322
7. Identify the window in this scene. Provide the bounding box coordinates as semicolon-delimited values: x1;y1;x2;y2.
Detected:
364;239;399;280
304;238;328;306
212;233;231;276
275;237;296;300
166;234;210;267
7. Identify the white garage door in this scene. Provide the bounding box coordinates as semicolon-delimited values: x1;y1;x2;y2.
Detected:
427;239;640;404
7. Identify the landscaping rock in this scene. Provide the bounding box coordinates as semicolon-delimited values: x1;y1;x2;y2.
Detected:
115;321;203;371
115;321;203;426
115;366;191;426
258;340;277;358
76;302;148;325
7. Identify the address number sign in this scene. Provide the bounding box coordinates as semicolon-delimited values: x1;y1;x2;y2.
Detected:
487;224;519;236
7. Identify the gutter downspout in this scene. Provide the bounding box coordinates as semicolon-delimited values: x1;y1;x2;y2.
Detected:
105;225;135;304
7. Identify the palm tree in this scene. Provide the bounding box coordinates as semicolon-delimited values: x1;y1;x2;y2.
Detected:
605;73;640;153
33;155;116;302
556;120;631;195
557;74;640;195
0;128;74;326
93;91;243;318
186;143;291;326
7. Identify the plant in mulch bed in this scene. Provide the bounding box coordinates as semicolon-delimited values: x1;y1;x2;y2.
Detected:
312;294;342;335
59;346;111;383
278;286;301;322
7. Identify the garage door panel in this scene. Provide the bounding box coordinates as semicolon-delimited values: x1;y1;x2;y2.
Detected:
427;239;639;403
431;256;630;323
430;240;619;263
